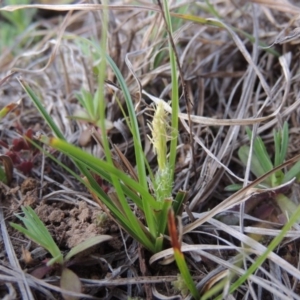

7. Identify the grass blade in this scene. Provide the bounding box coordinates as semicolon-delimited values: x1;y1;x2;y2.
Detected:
168;208;200;299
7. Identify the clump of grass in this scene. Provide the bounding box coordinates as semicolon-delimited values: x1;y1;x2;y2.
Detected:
18;4;184;256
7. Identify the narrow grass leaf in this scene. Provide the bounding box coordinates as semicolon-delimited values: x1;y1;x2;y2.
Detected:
20;80;102;195
64;37;157;239
252;136;274;174
19;80;65;140
158;198;173;235
105;54;147;189
238;145;266;179
168;209;200;299
154;235;164;254
96;2;153;245
283;160;300;183
274;130;281;168
39;136;159;210
224;184;243;192
105;52;157;237
172;190;187;216
279;122;289;166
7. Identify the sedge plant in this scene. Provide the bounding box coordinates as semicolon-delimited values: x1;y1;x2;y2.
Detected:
19;76;186;254
18;5;185;255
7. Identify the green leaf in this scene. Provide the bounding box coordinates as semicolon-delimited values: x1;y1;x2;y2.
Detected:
47;254;64;266
172;190;188;216
65;235;112;261
276;193;299;220
19;79;102;189
10;206;63;264
19;80;65;140
0;166;7;184
273;123;288;184
279;122;289;166
40;136;156;252
274;129;281;168
238;145;267;181
158;197;173;235
82;88;94;115
20;82;157;250
283;160;300;183
252;136;274;174
41;136;159;210
224;184;243;192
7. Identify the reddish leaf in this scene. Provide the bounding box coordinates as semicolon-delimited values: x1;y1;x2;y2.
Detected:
5;151;20;164
17;161;33;174
93;174;110;193
253;202;275;220
24;128;33;140
167;208;181;251
31;264;53;279
24;128;34;149
12;138;29;151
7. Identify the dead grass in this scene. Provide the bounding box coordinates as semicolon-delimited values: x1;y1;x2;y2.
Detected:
1;0;300;299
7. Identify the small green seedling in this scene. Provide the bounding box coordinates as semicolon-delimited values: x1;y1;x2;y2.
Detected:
11;206;112;300
74;88;114;130
226;122;300;222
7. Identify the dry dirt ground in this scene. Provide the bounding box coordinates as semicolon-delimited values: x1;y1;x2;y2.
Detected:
1;0;300;299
